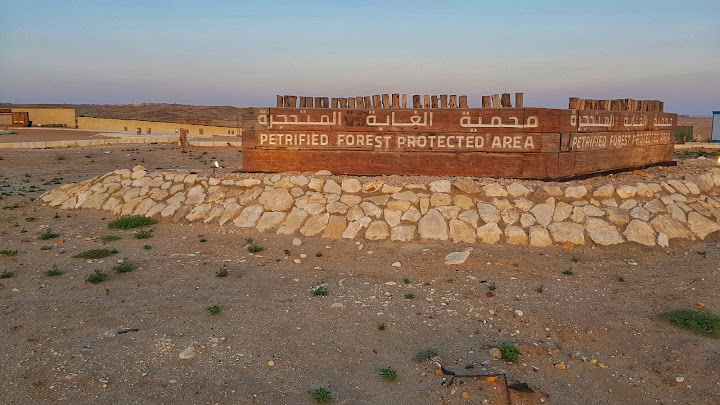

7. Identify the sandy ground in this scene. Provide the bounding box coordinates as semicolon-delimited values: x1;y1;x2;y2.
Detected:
1;144;719;405
0;128;105;143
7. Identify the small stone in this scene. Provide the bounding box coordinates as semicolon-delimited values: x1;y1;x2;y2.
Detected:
292;238;303;246
477;222;502;244
385;281;397;286
391;262;401;267
315;170;332;176
179;346;195;360
429;180;452;193
444;250;471;265
616;185;638;199
489;348;502;359
293;259;301;264
330;303;344;308
418;209;448;240
483;183;508;197
514;309;523;317
555;363;567;370
506;182;530;198
341;178;362;193
565;186;588;199
675;376;685;383
267;360;275;367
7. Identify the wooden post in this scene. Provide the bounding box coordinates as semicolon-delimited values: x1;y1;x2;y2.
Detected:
288;96;297;108
137;127;142;135
412;95;422;108
515;93;524;109
431;95;439;108
283;95;292;108
439;94;448;108
356;96;364;108
449;95;457;108
481;96;491;108
458;95;468;108
364;96;372;109
372;95;382;108
501;93;512;108
659;101;664;112
491;94;501;108
179;129;188;147
299;97;307;108
423;95;431;108
569;97;581;110
321;97;329;108
381;94;390;109
331;98;339;108
276;95;283;107
339;98;347;108
391;93;400;109
314;97;322;108
401;94;407;108
347;97;356;109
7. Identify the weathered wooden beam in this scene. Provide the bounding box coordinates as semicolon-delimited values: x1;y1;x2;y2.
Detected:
314;97;322;108
382;94;390;109
501;93;512;108
423;95;431;109
481;96;491;108
439;94;448;108
391;93;400;109
339;98;348;108
372;95;381;108
412;95;422;108
299;97;307;108
515;93;523;109
431;95;439;108
402;94;407;108
449;95;457;108
276;95;283;107
491;94;501;108
347;97;356;109
458;95;468;108
364;96;372;109
331;98;339;108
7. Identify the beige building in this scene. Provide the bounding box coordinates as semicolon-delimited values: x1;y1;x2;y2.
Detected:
76;117;239;137
10;108;76;127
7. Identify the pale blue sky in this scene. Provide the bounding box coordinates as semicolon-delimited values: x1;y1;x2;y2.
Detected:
1;0;718;115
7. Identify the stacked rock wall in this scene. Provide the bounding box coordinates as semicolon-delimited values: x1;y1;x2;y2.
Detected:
40;166;720;247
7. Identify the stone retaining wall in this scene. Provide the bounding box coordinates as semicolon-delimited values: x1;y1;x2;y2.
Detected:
40;167;720;247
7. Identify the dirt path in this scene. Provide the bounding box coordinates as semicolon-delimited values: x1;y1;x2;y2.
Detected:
0;145;719;404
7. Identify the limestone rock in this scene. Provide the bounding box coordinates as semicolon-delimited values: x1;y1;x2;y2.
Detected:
477;203;501;223
531;203;555;227
384;209;402;227
185;205;210;222
520;213;536;228
258;188;294;211
429;180;452;193
476;223;502;244
593;185;615;198
505;225;528;245
564;186;588;199
418;209;448;240
323;180;342;194
553;202;573;222
605;207;630;226
341;178;361;193
635;182;654;198
585;218;624;245
401;206;422;222
529;226;553;247
361;181;384;193
365;221;389;240
687;212;720;240
327;202;349;215
444;249;471;265
419;197;430;215
386;199;411;211
145;202;166;218
458;210;479;227
504;182;529;198
453;180;482;194
543;185;563;197
322;215;347;238
629;206;651;221
277;208;309;235
649;215;691;239
501;210;520;225
657;232;669;248
359;201;383;219
161;202;182;218
667;180;689;195
346;205;365;221
290;175;309;187
623;220;656;246
300;212;330;236
391;225;416;241
483;183;508;197
315;170;332;176
308;179;324;191
303;202;326;216
256;212;287;232
453;195;474;210
234;205;264;228
492;198;513;210
514;198;534;212
449;219;476;243
342;216;372;239
430;193;452;207
381;184;402;194
392;191;419;203
548;222;585;245
340;194;362;207
583;204;605;217
615;185;638;199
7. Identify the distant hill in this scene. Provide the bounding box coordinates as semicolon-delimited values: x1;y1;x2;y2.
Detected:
0;103;244;127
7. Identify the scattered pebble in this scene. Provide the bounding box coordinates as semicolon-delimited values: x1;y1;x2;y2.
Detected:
330;303;344;308
293;259;301;264
675;376;685;383
178;346;195;360
444;249;471;265
267;360;274;367
291;238;302;246
385;281;397;286
514;309;524;317
299;253;307;258
391;262;401;267
489;348;502;359
627;259;638;265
